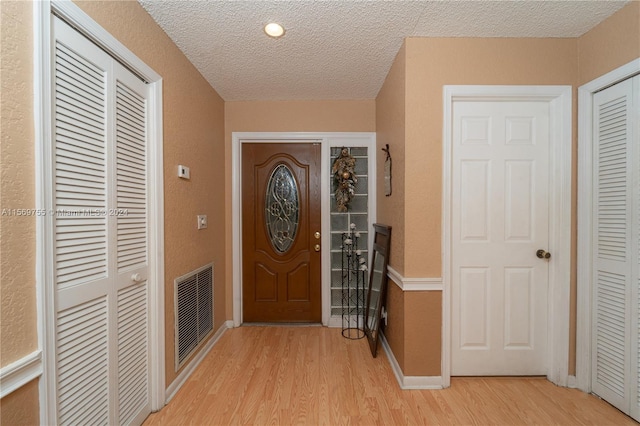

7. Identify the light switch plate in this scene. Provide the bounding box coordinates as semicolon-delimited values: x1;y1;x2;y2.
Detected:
197;215;207;229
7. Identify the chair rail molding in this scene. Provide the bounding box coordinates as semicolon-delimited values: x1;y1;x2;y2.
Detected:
386;266;443;291
0;351;43;398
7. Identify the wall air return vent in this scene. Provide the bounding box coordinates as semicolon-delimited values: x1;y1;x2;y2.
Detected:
174;263;213;370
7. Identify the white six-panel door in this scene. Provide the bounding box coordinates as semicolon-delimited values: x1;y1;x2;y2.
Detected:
451;100;551;375
53;16;150;425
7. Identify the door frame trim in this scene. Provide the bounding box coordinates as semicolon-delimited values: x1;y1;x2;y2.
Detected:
576;58;640;393
231;132;376;327
442;85;572;387
35;1;165;422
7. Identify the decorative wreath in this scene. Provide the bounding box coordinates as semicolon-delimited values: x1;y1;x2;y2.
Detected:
332;147;357;212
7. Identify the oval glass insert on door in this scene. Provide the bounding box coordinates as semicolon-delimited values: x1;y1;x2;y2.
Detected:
265;164;300;253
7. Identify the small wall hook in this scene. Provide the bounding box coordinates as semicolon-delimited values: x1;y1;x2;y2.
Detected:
381;143;391;160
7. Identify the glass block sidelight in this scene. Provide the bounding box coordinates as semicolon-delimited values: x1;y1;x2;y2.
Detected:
330;147;369;327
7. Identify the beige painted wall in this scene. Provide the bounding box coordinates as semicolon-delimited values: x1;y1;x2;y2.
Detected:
403;38;577;376
384;280;405;370
223;99;376;320
404;37;579;278
0;379;40;425
377;37;579;376
0;2;40;419
225;100;376;134
578;1;640;86
375;44;406;275
0;0;38;368
1;3;226;420
374;44;410;370
377;2;639;378
569;0;640;376
405;291;441;375
2;0;638;418
74;0;227;388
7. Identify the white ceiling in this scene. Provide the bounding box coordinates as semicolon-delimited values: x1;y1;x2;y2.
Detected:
138;0;629;101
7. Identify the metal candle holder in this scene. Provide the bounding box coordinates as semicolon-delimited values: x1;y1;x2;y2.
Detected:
341;223;367;339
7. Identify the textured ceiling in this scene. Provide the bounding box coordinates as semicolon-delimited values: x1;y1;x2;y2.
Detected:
138;0;629;101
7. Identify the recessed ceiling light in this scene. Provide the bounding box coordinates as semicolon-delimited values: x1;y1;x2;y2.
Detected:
264;23;285;39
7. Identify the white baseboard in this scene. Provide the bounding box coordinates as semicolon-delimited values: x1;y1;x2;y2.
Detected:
0;350;43;398
327;316;342;328
165;320;233;403
327;315;367;329
567;375;577;389
380;333;443;390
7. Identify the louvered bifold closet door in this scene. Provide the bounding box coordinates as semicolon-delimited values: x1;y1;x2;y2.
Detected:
53;16;151;426
629;75;640;423
54;17;112;425
591;76;635;416
113;61;150;426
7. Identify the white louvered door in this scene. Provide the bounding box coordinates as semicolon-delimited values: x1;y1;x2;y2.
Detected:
113;61;150;426
53;16;151;426
591;74;639;421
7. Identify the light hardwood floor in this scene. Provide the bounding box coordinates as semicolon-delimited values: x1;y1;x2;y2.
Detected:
144;326;636;425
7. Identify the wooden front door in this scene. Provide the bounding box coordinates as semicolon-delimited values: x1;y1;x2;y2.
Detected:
242;143;321;322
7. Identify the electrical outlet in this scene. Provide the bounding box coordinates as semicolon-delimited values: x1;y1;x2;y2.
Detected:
178;165;190;179
197;215;207;229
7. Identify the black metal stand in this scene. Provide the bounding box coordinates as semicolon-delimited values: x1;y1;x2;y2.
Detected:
341;226;366;339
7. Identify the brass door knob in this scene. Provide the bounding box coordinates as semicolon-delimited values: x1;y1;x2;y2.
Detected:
536;249;551;259
314;231;321;239
314;244;321;252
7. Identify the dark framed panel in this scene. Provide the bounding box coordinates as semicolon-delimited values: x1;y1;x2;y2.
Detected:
364;223;392;357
